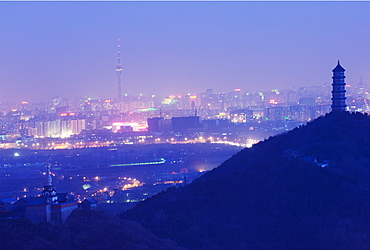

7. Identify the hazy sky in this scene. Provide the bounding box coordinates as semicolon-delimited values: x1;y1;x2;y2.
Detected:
1;1;370;103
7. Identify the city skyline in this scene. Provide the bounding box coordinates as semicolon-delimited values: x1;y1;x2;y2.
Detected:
2;2;370;103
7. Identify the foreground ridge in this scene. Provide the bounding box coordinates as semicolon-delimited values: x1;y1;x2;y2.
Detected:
124;112;370;249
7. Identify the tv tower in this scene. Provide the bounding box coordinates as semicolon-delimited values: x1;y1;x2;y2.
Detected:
115;39;123;101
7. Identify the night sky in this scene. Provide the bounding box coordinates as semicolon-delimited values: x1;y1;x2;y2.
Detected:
1;1;370;103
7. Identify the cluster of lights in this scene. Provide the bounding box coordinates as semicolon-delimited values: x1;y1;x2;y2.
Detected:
122;179;143;191
153;180;184;185
60;112;75;117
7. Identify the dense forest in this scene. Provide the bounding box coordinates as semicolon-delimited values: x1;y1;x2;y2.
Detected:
123;112;370;249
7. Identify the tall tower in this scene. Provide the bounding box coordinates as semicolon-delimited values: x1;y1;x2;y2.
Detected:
115;39;123;101
331;60;347;112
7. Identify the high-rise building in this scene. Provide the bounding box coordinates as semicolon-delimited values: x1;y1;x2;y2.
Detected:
331;61;347;112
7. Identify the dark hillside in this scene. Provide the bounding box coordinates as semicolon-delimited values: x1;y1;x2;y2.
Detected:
123;112;370;249
0;210;182;249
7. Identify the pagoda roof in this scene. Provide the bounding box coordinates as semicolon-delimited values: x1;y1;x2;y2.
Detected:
82;198;98;204
333;60;345;72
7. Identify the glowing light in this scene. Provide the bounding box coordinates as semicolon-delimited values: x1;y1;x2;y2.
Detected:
109;158;166;167
14;152;20;157
137;108;157;112
269;99;278;104
111;122;148;132
190;95;197;99
211;138;260;148
60;113;67;116
234;88;241;92
122;179;143;191
162;98;177;105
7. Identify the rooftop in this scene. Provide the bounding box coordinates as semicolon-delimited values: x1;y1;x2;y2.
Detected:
332;60;345;72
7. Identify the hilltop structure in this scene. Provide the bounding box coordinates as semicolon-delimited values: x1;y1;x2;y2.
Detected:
15;162;77;224
331;60;347;111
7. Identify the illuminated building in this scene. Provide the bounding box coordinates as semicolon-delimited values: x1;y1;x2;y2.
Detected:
230;109;253;123
266;106;290;121
188;95;201;109
25;116;86;138
110;122;147;132
17;163;77;224
266;105;331;122
331;61;347;112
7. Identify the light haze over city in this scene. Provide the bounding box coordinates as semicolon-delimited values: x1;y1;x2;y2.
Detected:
1;1;370;103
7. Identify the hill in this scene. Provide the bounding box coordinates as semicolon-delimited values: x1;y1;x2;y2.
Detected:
123;112;370;249
0;209;182;249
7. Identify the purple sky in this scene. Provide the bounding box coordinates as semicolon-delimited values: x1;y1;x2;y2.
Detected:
1;2;370;103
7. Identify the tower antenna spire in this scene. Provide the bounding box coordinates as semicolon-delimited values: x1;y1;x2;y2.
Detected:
46;161;52;187
115;39;123;101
